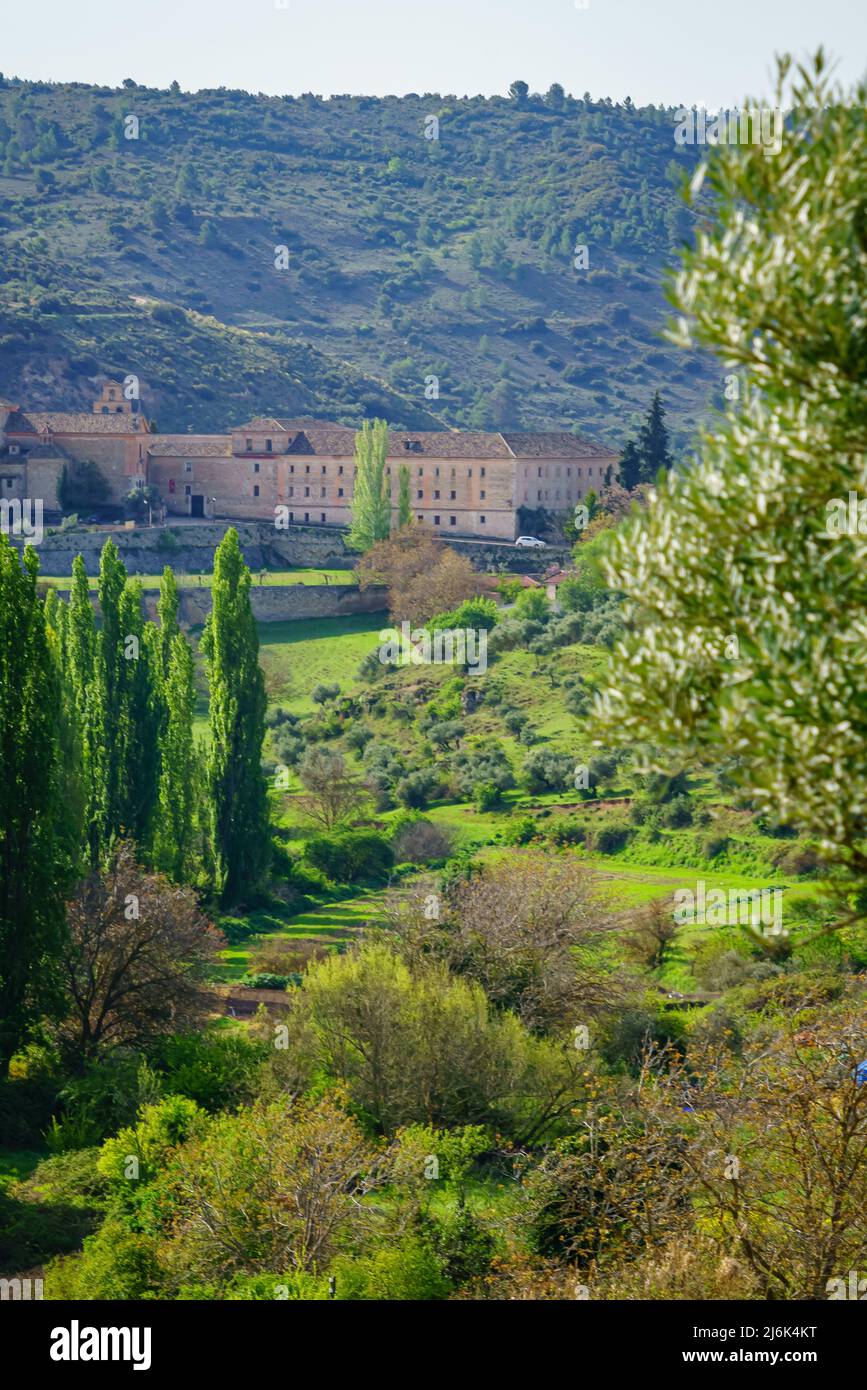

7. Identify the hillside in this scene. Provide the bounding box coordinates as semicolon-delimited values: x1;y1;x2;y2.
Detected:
0;77;719;447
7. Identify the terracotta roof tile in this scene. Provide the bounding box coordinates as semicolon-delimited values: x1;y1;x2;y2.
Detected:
148;436;232;457
501;431;617;459
7;410;146;435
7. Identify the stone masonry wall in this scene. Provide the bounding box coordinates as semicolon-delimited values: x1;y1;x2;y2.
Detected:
47;581;389;626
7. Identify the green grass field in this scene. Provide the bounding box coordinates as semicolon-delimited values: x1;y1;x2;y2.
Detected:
40;567;355;589
258;614;385;712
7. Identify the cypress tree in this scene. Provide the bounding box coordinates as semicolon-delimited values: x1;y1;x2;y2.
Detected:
153;632;197;882
637;390;673;481
201;528;270;903
348;419;391;551
0;539;66;1072
618;437;643;491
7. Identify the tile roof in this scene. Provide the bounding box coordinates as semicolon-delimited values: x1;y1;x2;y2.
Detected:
501;432;617;459
148;436;232;457
6;410;146;435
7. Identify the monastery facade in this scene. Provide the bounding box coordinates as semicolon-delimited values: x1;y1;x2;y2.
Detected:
0;383;619;541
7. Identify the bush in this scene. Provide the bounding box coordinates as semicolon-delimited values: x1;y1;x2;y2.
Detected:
241;971;290;990
395;768;440;809
660;794;694;828
474;782;503;812
333;1237;452;1301
589;823;632;854
501;816;537;846
304;830;394;884
547;818;587;846
521;748;573;794
703;835;730;860
391;818;453;864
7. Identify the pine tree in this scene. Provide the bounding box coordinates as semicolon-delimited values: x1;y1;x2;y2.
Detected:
154;632;197;883
348;419;391;551
201;528;270;903
637;391;673;481
0;538;66;1071
397;463;412;530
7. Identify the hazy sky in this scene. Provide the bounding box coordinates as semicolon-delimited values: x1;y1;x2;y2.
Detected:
4;0;865;107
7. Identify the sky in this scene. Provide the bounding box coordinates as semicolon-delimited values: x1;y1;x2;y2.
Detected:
3;0;865;108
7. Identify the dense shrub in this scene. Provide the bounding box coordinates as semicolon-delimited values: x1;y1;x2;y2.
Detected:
303;830;394;883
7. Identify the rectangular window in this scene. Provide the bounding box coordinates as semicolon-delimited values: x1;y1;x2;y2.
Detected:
417;490;423;500
289;486;294;497
320;487;325;498
338;465;344;475
289;464;295;474
320;512;326;522
417;513;423;521
480;490;486;499
338;487;344;498
304;512;310;522
253;485;260;497
245;438;252;451
266;440;272;452
322;465;326;474
434;489;440;499
304;487;310;497
254;462;260;473
480;515;486;524
184;484;191;497
480;467;486;477
305;465;310;474
449;516;456;526
434;515;440;525
467;468;472;478
449;490;456;500
289;511;294;521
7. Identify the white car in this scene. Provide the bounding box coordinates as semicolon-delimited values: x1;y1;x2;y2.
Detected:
514;535;546;548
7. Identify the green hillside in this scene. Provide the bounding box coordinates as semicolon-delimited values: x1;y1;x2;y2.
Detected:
0;77;718;446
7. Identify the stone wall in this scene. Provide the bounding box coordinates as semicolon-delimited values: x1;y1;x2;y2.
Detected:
47;579;388;626
20;519;566;578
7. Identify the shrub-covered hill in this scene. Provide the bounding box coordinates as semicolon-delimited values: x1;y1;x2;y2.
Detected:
0;77;719;443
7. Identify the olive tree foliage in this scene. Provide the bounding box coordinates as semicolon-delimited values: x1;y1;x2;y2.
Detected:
594;55;867;886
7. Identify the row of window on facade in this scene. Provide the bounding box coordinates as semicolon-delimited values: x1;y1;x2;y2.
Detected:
241;444;593;483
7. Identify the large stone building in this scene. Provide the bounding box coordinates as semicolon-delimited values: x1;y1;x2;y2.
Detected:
0;386;618;540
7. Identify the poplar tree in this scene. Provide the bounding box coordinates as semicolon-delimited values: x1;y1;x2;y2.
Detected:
155;564;180;683
67;553;95;719
154;632;197;882
118;580;160;845
348;419;391;551
201;528;270;903
0;538;66;1071
397;463;412;530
